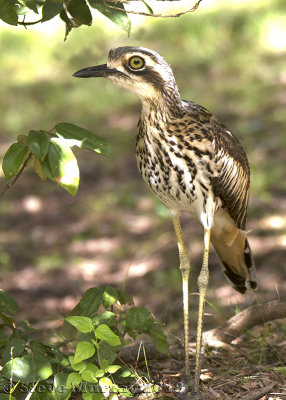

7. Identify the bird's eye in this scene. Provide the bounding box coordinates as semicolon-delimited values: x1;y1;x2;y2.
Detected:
128;56;145;70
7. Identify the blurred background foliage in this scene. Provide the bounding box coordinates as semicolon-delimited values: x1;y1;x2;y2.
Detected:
0;0;285;338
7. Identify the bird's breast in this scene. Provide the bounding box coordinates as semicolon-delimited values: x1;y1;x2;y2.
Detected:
135;119;216;217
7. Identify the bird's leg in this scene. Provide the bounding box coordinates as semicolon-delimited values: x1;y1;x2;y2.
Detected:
194;228;211;392
172;216;191;385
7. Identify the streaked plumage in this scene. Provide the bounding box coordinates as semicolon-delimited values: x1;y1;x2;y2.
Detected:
73;46;257;396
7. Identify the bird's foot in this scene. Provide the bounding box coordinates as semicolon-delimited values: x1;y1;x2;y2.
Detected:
174;374;193;399
193;387;205;400
173;375;206;400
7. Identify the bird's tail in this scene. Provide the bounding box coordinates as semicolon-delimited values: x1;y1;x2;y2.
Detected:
211;210;257;294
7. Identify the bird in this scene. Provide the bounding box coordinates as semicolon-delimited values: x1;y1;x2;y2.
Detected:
73;46;257;397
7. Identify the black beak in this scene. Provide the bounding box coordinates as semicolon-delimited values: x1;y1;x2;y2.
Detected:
73;63;116;78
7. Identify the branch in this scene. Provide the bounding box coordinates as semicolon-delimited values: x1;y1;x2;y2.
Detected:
106;0;202;18
0;152;33;200
204;300;286;346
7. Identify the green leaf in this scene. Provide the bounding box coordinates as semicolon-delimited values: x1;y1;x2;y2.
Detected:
66;372;82;389
59;9;72;41
81;363;99;383
106;364;121;374
61;287;104;340
34;159;47;181
148;325;169;355
21;319;36;332
42;0;63;21
82;393;105;400
17;134;28;144
0;289;18;314
53;373;72;400
41;157;55;182
141;0;153;14
92;311;116;328
94;368;104;378
68;355;86;372
100;359;108;371
0;0;18;25
0;312;15;328
24;382;61;399
55;122;111;156
66;0;92;26
18;0;38;13
74;341;95;364
78;287;104;316
99;377;113;395
2;354;53;382
2;337;26;364
29;340;50;356
97;341;117;364
66;316;93;333
28;130;50;161
126;307;153;337
0;394;16;400
87;0;130;33
117;386;133;397
2;142;28;178
0;332;7;346
94;324;121;346
103;286;118;308
117;290;133;306
48;137;79;196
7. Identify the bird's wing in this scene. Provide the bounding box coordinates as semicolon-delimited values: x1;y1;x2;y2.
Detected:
183;101;250;230
212;126;250;230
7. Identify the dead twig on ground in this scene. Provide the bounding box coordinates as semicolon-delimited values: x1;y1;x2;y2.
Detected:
237;382;277;400
204;300;286;346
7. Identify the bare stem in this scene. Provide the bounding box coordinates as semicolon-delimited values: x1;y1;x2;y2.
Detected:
18;19;43;26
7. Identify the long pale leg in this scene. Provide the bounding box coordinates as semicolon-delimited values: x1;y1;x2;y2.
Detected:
194;228;211;391
172;216;191;381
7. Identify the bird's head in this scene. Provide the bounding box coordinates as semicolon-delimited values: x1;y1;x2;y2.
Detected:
73;46;181;106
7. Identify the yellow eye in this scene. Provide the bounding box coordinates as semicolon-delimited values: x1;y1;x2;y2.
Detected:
128;56;145;70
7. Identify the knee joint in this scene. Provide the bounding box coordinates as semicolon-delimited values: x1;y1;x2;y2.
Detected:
198;271;209;290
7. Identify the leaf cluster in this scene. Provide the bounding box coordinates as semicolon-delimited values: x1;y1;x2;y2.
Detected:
2;122;111;197
0;0;131;39
0;286;169;399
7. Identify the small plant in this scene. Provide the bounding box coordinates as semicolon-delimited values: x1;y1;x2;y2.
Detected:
0;286;169;399
1;122;111;199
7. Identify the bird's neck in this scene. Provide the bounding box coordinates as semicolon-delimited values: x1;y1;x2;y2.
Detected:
140;86;183;119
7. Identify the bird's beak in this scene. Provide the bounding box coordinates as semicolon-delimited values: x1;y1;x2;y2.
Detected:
73;63;116;78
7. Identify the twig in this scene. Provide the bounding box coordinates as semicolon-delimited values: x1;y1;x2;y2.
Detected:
0;152;33;200
18;18;43;26
106;0;203;18
237;382;277;400
16;0;202;28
